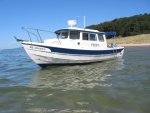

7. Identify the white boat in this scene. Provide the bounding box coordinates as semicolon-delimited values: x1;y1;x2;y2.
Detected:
15;20;124;67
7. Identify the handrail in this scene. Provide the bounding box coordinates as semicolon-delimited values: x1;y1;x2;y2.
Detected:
21;27;56;43
22;27;39;42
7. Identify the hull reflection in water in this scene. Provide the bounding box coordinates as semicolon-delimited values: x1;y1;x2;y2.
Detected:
30;59;124;90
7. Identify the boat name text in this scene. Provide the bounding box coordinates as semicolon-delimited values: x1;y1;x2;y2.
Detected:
91;43;100;47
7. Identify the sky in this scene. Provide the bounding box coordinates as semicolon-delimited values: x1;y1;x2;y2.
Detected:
0;0;150;49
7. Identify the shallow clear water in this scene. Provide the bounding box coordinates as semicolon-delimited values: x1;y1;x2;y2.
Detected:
0;46;150;113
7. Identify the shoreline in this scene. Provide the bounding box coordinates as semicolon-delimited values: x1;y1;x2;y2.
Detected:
118;44;150;47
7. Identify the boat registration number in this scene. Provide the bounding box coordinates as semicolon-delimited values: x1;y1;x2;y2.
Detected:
29;46;51;52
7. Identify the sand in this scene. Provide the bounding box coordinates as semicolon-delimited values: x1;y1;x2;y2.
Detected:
118;44;150;47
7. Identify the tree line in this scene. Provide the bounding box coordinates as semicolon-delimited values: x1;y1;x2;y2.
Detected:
86;13;150;37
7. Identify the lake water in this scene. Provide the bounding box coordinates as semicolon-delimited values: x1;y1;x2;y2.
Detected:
0;46;150;113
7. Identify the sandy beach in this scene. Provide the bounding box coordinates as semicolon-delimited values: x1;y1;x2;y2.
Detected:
107;34;150;47
118;43;150;47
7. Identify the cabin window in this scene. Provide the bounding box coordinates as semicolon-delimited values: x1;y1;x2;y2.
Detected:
89;34;96;41
83;33;88;40
60;31;68;39
82;33;97;41
70;31;80;39
98;33;104;42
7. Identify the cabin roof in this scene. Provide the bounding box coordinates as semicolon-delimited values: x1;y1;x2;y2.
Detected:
55;27;104;34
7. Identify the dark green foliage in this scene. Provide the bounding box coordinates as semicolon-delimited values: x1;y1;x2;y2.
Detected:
86;13;150;37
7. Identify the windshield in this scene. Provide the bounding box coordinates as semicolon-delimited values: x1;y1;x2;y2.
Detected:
57;31;68;39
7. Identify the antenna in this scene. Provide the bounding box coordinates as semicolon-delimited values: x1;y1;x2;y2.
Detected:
83;16;86;28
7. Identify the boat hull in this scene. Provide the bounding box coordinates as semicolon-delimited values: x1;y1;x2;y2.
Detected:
22;42;124;67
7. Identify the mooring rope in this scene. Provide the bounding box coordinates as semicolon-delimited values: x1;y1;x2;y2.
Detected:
0;41;17;52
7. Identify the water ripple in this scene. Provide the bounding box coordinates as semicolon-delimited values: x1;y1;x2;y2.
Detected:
29;60;123;90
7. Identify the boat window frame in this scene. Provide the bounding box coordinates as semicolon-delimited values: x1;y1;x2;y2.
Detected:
69;30;80;40
98;33;105;42
57;30;69;39
82;32;97;41
82;32;89;40
89;33;97;41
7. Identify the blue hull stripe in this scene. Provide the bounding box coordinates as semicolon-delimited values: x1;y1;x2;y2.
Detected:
49;47;123;55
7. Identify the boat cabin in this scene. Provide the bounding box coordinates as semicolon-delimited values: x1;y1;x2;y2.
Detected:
51;28;107;48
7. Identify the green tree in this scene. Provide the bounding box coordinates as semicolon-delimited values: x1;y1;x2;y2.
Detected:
87;13;150;38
